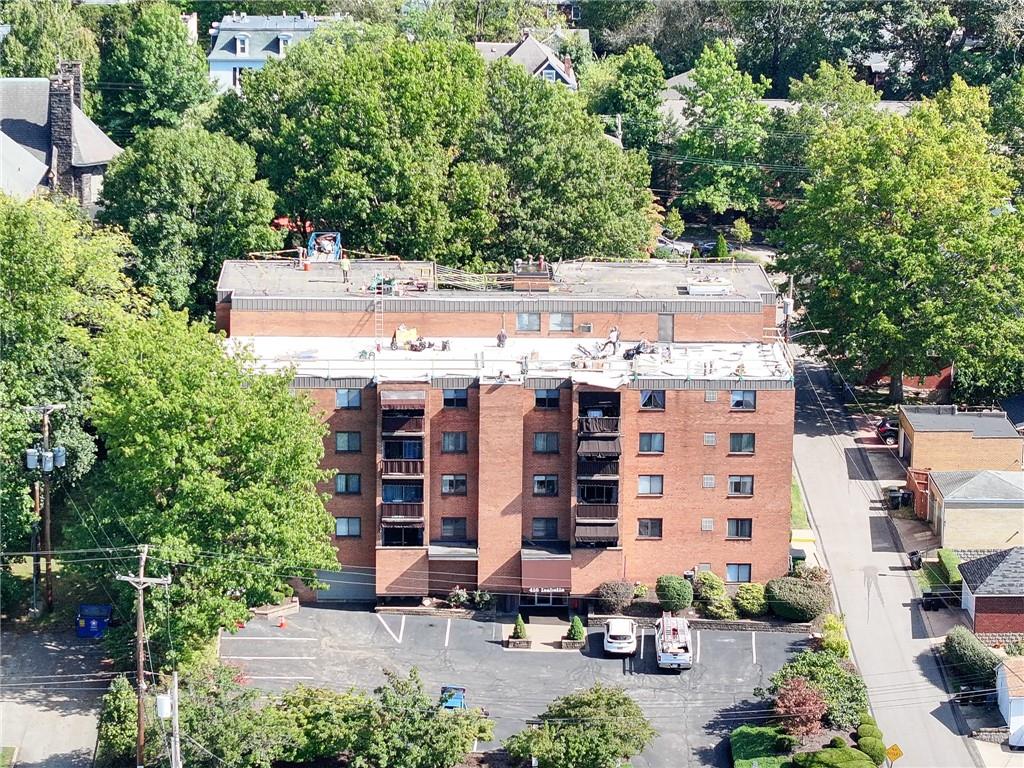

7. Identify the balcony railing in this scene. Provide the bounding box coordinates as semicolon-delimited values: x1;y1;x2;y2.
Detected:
380;502;424;521
576;459;619;478
574;503;618;521
382;415;425;434
381;459;425;476
577;416;620;435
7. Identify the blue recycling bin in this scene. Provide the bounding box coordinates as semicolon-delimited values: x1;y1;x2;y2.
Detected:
76;603;112;639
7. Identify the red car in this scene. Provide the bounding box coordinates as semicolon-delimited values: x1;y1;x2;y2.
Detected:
876;418;899;446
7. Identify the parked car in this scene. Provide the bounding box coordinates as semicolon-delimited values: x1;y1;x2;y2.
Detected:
697;239;735;256
603;618;638;656
876;417;899;445
656;235;692;256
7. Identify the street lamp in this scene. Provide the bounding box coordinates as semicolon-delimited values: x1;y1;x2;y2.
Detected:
24;403;66;613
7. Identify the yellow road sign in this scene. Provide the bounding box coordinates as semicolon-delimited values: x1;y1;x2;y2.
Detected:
886;744;904;762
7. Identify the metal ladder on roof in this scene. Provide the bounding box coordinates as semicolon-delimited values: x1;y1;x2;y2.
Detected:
373;273;385;347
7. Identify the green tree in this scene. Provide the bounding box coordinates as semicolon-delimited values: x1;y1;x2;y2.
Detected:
95;676;138;767
581;45;666;150
505;684;656;768
98;1;211;139
732;217;752;245
991;67;1024;188
0;0;99;99
676;41;770;215
581;0;657;54
663;208;685;239
777;77;1024;402
276;685;373;764
99;126;280;314
712;233;729;259
68;311;337;668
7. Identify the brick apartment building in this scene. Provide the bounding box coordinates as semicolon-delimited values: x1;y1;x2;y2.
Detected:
215;258;795;609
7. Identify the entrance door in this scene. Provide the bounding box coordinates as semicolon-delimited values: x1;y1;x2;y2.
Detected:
533;592;553;607
658;314;674;343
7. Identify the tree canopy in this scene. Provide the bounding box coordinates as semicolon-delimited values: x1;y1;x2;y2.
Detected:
0;0;99;96
99;126;280;314
777;77;1024;402
581;45;667;150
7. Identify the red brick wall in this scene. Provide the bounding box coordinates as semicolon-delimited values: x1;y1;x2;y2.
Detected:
974;597;1024;634
429;559;478;594
521;394;574;541
376;547;429;595
571;547;626;594
428;387;479;541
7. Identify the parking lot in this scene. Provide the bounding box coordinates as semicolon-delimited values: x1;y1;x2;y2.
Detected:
220;607;809;767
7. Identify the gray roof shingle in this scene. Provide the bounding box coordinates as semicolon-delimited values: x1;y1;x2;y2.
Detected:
474;34;576;88
207;14;321;62
958;547;1024;596
0;131;47;198
901;405;1021;438
931;470;1024;502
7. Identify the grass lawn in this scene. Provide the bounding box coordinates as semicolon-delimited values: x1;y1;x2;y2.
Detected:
791;475;810;529
914;561;946;592
1;746;16;767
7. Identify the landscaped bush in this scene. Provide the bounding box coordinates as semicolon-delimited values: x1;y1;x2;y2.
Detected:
633;582;649;599
512;614;528;640
766;577;831;622
759;651;868;730
597;580;635;614
702;595;738;620
730;725;794;768
793;747;873;768
943;626;999;686
856;711;875;727
795;563;831;584
937;549;962;588
856;737;885;766
447;585;469;607
694;571;727;602
821;614;850;658
567;615;585;642
856;724;881;741
655;575;693;612
774;677;827;735
471;589;493;609
734;583;768;617
829;737;848;749
1007;640;1024;656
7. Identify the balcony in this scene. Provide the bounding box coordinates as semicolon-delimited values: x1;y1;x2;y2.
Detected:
576;459;619;478
575;503;618;522
577;416;620;435
381;459;425;477
380;502;425;525
574;521;619;546
382;415;425;435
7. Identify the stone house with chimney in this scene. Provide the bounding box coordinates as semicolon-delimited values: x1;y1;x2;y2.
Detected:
0;61;122;210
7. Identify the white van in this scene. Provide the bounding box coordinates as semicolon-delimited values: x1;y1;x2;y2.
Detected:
654;614;692;670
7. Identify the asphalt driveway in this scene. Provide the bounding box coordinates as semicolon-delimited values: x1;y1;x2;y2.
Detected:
219;608;809;767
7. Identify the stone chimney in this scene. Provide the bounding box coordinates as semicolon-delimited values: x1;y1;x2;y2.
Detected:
48;74;75;197
563;54;574;79
57;60;83;109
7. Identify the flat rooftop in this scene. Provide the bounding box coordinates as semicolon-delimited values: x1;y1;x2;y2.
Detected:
228;335;793;385
217;258;776;303
901;405;1022;439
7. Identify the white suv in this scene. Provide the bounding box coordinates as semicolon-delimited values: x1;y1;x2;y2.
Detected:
603;618;638;656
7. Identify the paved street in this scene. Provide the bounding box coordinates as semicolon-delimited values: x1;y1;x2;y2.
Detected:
793;360;982;768
221;608;809;767
0;629;108;767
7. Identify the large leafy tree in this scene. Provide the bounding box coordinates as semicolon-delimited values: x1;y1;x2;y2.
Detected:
97;0;211;139
777;77;1024;402
99;126;280;314
0;0;99;93
675;40;771;215
581;45;666;150
69;311;337;667
505;684;656;768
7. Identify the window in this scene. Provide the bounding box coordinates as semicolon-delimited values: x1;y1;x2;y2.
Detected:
727;563;752;583
231;67;242;89
442;431;468;453
382;482;423;503
704;390;718;402
639;433;664;453
441;474;468;495
550;313;574;332
535;388;560;409
638;475;664;495
335;473;361;495
335;388;362;409
517;312;541;332
278;35;291;54
578;483;617;504
730;390;756;410
638;518;663;538
729;433;756;454
640;389;665;410
533;475;558;496
701;518;714;531
531;517;558;540
335;517;360;537
443;388;468;408
728;518;753;539
702;474;716;489
441;517;467;541
728;475;754;496
542;69;557;83
384;440;423;459
236;35;249;55
703;432;717;446
697;563;712;572
335;431;361;453
533;432;559;453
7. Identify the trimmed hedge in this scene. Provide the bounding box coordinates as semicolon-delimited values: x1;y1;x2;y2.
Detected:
856;712;876;727
703;595;738;620
792;747;874;768
656;575;693;612
943;626;999;687
735;583;768;617
731;725;795;768
694;571;727;602
937;549;962;588
766;577;831;621
597;580;635;614
856;724;882;741
857;737;885;766
736;759;791;768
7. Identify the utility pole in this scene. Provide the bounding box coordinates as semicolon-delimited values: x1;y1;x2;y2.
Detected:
783;275;795;343
171;671;183;768
24;403;66;612
31;481;40;613
116;545;171;768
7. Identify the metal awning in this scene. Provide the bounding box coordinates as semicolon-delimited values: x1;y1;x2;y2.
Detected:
380;517;425;527
521;549;572;593
574;522;619;542
577;437;621;456
380;390;427;409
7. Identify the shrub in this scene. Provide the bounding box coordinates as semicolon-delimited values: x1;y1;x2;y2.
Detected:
795;563;831;584
730;724;793;760
856;711;876;728
774;677;827;736
856;724;882;741
95;676;137;767
597;580;635;614
735;583;768;617
766;577;831;622
567;615;586;642
1007;640;1024;656
937;549;962;588
447;585;469;607
655;575;693;612
943;626;999;686
512;614;528;640
470;589;493;609
856;737;885;766
633;582;649;599
821;614;850;658
829;737;848;749
793;747;874;768
702;595;738;620
712;233;730;259
694;571;727;602
760;650;868;730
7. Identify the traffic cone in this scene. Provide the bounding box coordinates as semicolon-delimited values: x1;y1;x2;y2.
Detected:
277;617;287;629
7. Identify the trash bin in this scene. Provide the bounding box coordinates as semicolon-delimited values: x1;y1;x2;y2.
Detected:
76;603;112;639
901;490;913;507
887;489;903;510
921;592;941;611
908;550;923;570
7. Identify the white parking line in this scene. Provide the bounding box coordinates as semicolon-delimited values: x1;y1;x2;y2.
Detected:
220;636;317;641
694;631;700;665
399;615;406;643
221;656;316;661
376;613;402;643
638;628;645;659
444;618;451;648
751;632;757;664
